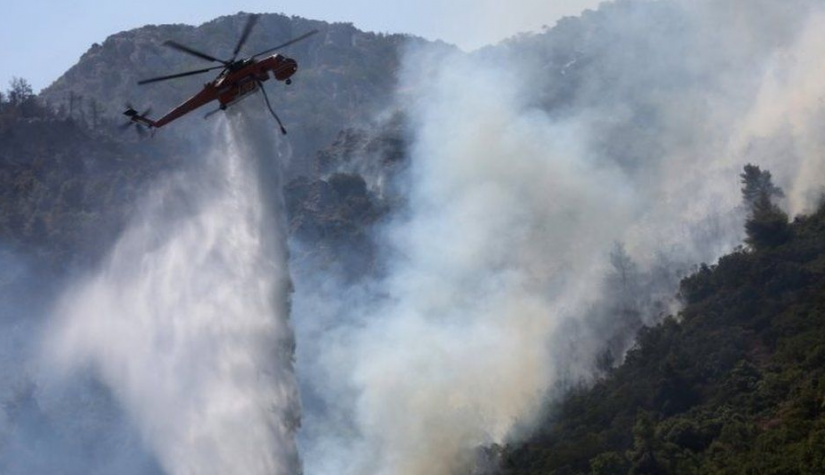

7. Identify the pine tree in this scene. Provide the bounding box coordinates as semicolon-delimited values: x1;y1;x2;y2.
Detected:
740;164;784;207
740;164;789;249
745;192;789;249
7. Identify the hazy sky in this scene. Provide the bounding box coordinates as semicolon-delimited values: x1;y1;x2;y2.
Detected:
0;0;604;92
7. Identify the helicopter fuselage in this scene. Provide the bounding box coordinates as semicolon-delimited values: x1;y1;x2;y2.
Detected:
127;54;298;129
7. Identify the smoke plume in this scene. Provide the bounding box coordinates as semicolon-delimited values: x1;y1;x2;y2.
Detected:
294;2;825;475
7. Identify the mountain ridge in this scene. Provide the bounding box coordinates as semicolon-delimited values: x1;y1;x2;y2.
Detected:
38;12;444;176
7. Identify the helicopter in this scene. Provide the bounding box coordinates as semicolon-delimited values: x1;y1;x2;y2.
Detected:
123;14;317;135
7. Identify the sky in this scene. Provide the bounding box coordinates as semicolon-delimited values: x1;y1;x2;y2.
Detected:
0;0;604;92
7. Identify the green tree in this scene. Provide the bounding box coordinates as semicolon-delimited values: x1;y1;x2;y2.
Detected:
591;451;630;475
628;412;664;475
740;163;784;207
745;192;789;249
740;164;788;250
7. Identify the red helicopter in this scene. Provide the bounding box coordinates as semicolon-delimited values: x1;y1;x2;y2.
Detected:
123;14;317;135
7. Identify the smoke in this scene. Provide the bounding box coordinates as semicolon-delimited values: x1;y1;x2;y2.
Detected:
294;2;825;475
726;6;825;214
6;1;825;475
42;111;301;475
0;246;163;474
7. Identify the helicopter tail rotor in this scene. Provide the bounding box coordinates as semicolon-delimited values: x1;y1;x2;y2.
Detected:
121;105;156;136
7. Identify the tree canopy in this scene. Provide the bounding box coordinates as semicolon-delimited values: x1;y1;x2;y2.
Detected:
499;168;825;475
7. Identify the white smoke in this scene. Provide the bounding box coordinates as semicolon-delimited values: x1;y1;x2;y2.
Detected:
725;8;825;214
297;47;638;475
42;113;301;475
22;2;825;475
295;2;825;475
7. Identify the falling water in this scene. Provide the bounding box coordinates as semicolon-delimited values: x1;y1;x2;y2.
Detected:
43;112;301;475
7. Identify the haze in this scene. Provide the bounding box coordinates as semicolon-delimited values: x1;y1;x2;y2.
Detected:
0;0;603;92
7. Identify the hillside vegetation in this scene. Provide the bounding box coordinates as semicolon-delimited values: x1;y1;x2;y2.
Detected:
500;176;825;474
0;79;388;271
0;81;181;267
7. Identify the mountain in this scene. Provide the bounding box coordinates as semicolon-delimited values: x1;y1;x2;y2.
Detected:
498;202;825;474
4;3;825;474
39;12;440;176
0;13;428;270
0;111;398;274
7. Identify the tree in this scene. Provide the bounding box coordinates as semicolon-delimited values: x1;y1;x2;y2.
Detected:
740;165;789;249
603;241;644;360
610;242;639;309
87;97;104;129
740;164;784;207
628;412;664;475
610;242;637;291
590;452;630;475
68;91;78;119
6;77;42;118
75;92;87;125
7;77;34;106
745;193;789;249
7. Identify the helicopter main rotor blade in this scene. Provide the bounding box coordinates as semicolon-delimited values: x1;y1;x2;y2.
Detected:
137;66;226;85
163;40;229;65
251;29;319;59
232;14;260;61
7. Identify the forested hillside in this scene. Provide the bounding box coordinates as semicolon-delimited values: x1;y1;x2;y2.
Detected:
0;80;179;267
500;175;825;474
0;78;388;272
